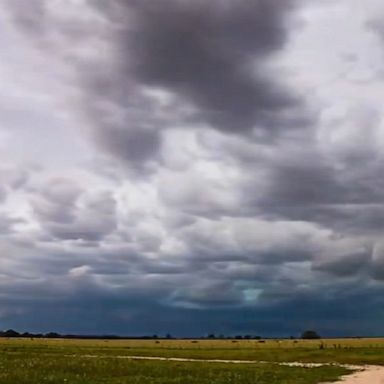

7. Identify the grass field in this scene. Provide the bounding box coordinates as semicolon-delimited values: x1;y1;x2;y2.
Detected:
2;337;384;364
2;337;384;383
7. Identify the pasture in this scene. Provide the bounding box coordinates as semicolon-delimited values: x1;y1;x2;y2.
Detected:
1;337;384;383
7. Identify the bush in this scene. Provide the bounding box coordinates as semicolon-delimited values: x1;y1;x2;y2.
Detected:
301;330;321;339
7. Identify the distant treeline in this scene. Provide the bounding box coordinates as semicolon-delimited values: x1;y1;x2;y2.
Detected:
0;329;265;340
0;329;328;340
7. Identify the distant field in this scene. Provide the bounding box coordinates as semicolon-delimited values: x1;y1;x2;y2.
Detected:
1;337;384;365
0;338;355;384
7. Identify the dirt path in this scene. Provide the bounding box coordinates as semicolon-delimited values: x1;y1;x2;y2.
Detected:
328;365;384;383
79;354;328;366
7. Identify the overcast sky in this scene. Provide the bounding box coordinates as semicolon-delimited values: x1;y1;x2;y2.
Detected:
1;0;384;337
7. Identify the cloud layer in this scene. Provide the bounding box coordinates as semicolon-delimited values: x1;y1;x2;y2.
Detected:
1;0;384;336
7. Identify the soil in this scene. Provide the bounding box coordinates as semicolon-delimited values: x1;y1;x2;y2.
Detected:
328;365;384;384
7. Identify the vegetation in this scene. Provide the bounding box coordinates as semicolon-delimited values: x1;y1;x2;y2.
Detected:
301;330;321;340
4;337;384;383
0;329;263;340
0;339;350;384
2;337;384;365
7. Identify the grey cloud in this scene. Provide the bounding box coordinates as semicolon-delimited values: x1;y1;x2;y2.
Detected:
94;126;162;172
0;215;23;235
44;0;312;171
280;204;384;236
0;166;29;190
41;178;82;206
370;240;384;280
171;280;243;308
0;166;30;203
99;0;306;136
366;17;384;42
31;178;82;224
3;0;310;171
312;248;371;277
158;171;240;218
4;0;45;34
3;0;384;338
30;179;117;242
243;144;346;211
1;207;383;336
47;222;112;242
46;192;117;242
85;88;170;172
2;264;384;337
177;218;326;265
260;161;344;208
241;134;384;236
0;186;6;202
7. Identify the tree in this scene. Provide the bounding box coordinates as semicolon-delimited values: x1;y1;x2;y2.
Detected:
3;329;20;338
45;332;61;338
301;330;321;339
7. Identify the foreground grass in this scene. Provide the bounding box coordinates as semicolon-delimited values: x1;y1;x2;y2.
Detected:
0;352;349;384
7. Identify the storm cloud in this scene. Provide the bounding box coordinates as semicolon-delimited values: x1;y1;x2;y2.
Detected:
81;0;311;167
112;0;303;132
1;0;384;337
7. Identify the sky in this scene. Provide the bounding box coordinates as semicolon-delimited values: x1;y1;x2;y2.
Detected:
1;0;384;337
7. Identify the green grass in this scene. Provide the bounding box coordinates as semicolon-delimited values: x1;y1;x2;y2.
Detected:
2;338;384;365
7;338;384;383
0;351;349;384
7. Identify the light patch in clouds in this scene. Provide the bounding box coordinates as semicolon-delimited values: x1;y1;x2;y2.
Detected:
69;265;93;279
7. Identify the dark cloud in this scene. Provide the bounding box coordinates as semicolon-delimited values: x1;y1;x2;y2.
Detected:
312;248;371;277
2;0;311;168
3;0;384;338
2;275;384;337
73;0;312;171
97;0;306;135
30;179;117;242
31;178;82;224
171;280;244;308
94;126;162;172
238;135;384;237
261;161;344;208
366;17;384;42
